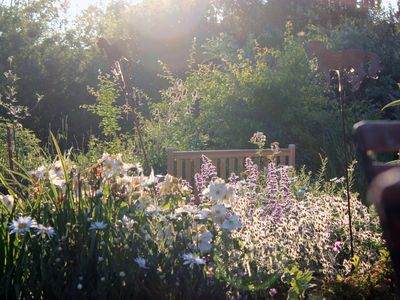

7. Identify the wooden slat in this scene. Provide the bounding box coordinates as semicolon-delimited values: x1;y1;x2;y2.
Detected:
185;159;192;183
229;158;235;176
177;159;183;178
220;158;227;179
237;157;244;174
194;158;201;175
289;144;296;166
167;146;174;175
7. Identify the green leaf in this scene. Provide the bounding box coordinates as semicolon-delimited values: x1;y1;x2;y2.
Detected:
382;99;400;110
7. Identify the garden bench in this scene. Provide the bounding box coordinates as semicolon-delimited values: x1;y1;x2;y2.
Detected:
354;120;400;289
167;144;295;185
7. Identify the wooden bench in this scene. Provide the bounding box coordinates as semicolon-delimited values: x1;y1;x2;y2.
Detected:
167;144;295;185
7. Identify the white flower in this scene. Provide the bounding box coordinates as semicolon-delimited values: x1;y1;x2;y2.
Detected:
49;175;66;189
50;160;64;178
9;216;37;234
174;205;197;215
29;165;47;179
195;228;213;252
89;221;107;231
145;205;162;215
203;178;228;201
194;208;210;220
1;194;14;212
210;204;227;222
182;253;206;268
122;215;135;229
77;283;83;290
101;153;123;178
158;174;179;195
197;241;212;252
221;214;242;231
134;257;148;269
36;224;56;238
142;168;158;187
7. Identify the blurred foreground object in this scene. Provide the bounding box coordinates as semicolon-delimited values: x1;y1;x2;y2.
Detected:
354;120;400;288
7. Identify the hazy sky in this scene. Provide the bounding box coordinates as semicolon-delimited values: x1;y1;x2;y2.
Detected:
68;0;398;16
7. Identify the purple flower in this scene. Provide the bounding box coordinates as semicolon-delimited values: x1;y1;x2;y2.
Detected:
279;167;290;201
194;155;217;194
333;241;343;253
245;157;259;182
269;288;278;296
267;162;278;200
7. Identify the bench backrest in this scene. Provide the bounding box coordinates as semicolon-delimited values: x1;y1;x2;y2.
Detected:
167;144;295;185
354;120;400;182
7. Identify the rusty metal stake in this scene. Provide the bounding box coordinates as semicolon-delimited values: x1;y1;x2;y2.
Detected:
337;70;354;258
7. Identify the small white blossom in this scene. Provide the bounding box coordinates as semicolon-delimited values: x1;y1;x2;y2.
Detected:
122;215;135;229
194;208;210;220
89;221;107;231
196;228;213;252
36;224;56;238
221;214;242;231
29;165;46;180
210;204;227;222
134;257;148;269
182;253;206;268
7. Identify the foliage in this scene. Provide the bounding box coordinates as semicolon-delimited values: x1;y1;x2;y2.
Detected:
145;28;344;173
85;75;122;139
0;123;43;171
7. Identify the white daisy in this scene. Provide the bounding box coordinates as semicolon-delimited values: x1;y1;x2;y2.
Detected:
9;216;37;234
203;178;228;201
134;257;148;269
36;224;56;238
182;253;206;268
89;221;107;231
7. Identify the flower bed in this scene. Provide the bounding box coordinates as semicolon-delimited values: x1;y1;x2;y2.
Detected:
0;152;395;299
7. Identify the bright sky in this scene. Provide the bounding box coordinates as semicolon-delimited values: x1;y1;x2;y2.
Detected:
68;0;141;17
67;0;398;17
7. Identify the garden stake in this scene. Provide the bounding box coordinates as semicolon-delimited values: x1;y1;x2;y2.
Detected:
337;70;354;258
118;60;151;174
304;40;381;260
